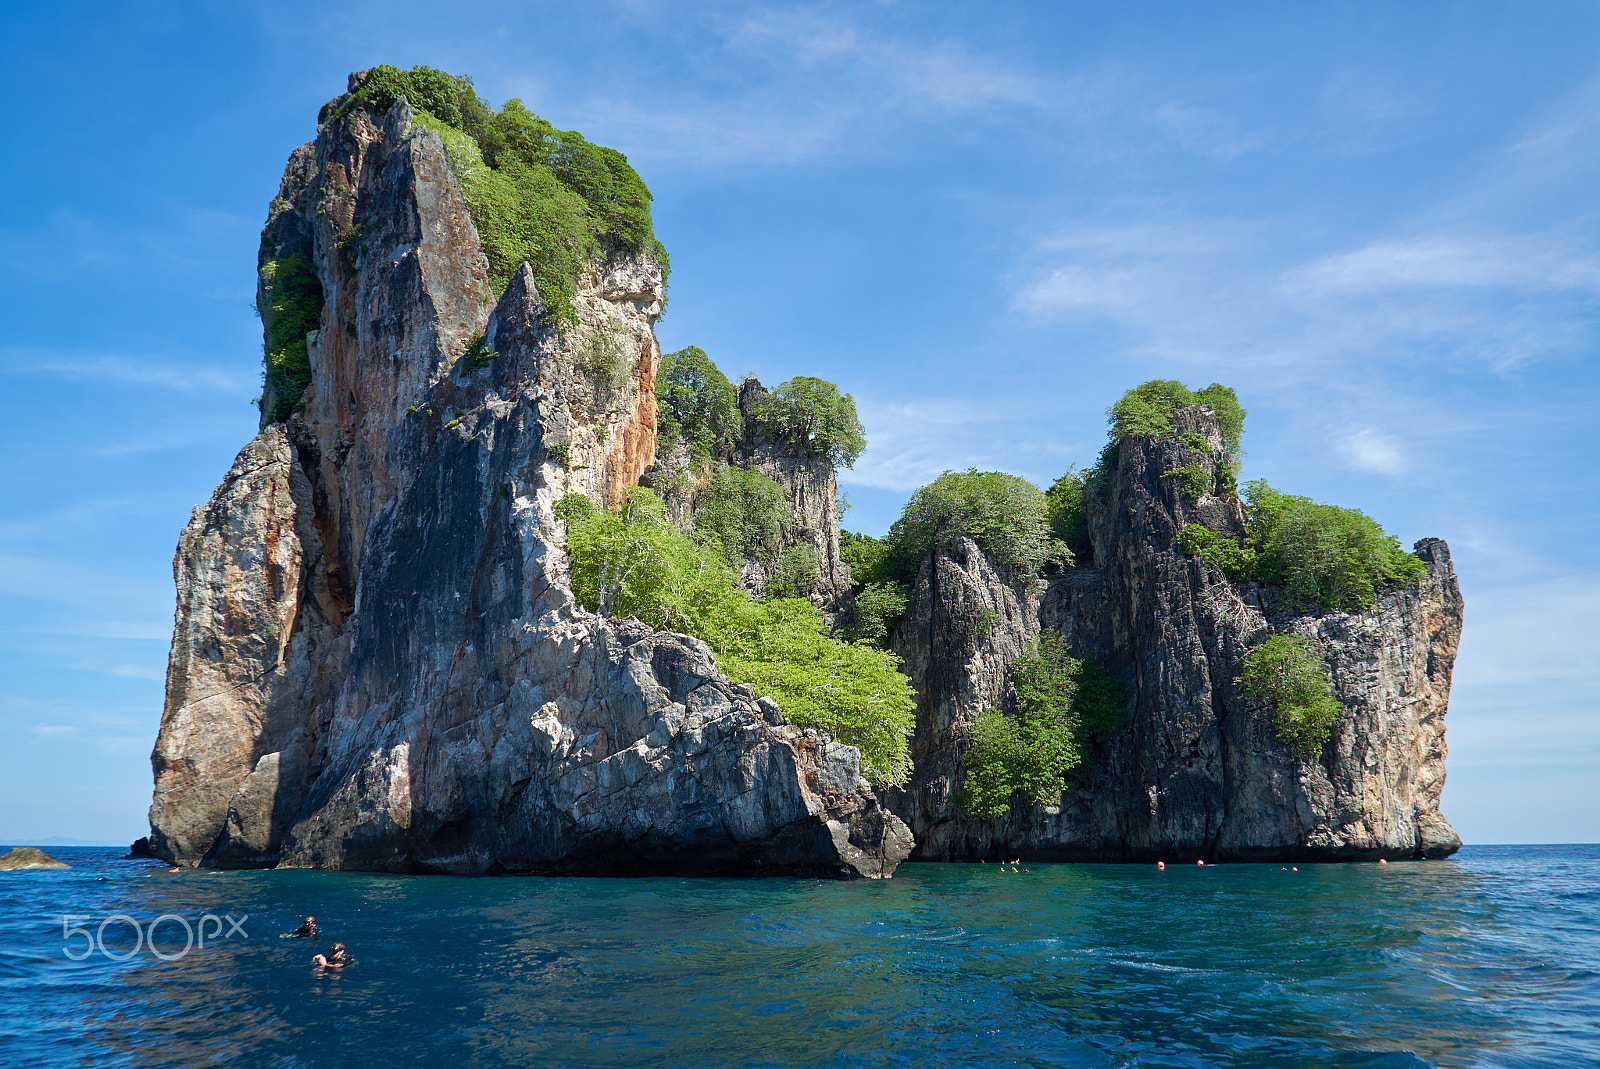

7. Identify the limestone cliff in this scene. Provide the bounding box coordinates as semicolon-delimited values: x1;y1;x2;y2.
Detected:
147;78;911;877
887;405;1462;862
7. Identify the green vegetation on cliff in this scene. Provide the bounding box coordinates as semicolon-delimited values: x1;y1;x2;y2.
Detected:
1239;633;1342;752
258;254;324;423
695;464;791;568
333;65;666;323
561;487;914;783
1177;479;1428;613
889;470;1067;581
656;346;741;461
1109;379;1246;453
960;633;1128;818
752;377;867;468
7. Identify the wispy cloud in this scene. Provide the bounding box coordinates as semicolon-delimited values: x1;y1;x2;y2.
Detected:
1336;428;1406;477
0;349;258;394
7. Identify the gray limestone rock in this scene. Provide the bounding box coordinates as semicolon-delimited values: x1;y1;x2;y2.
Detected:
888;404;1462;862
146;89;910;879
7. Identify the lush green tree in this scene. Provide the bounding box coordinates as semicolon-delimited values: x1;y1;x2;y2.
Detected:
1044;467;1090;560
1239;634;1343;752
888;470;1068;581
562;487;914;782
753;377;867;468
258;255;323;424
694;464;791;567
960;633;1129;818
1244;480;1427;612
766;543;820;598
1107;380;1246;453
845;581;909;649
656;346;741;461
840;530;891;589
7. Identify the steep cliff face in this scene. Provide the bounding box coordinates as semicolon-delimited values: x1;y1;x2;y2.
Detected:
889;405;1462;862
148;81;910;878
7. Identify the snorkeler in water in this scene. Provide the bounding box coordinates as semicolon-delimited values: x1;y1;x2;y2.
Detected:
311;943;350;969
284;916;320;938
311;943;351;969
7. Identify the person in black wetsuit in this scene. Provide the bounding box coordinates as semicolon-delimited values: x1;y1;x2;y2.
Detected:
311;942;351;969
285;916;320;938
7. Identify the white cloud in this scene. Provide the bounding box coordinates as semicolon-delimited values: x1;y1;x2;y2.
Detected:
1336;428;1406;477
1283;234;1600;295
0;350;258;395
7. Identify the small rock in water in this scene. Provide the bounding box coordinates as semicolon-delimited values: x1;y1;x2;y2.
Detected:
0;847;69;871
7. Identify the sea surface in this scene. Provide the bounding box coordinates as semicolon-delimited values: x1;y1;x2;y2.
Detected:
1;844;1596;1068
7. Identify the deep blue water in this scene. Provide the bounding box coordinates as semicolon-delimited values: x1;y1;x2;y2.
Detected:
1;845;1596;1067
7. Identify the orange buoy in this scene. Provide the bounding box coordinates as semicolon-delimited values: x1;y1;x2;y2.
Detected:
1157;861;1166;870
1196;859;1205;866
1291;866;1298;871
1378;858;1388;865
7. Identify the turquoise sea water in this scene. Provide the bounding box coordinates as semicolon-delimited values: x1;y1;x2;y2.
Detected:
1;845;1596;1067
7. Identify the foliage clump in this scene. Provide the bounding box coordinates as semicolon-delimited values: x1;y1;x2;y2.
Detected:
1164;464;1212;504
752;377;867;468
656;346;741;461
1239;634;1343;753
1044;467;1091;562
767;543;820;599
695;464;792;568
1246;481;1427;612
1108;380;1246;453
563;487;914;782
1176;480;1428;613
331;65;667;326
259;254;324;424
581;319;634;397
960;633;1129;818
888;470;1068;582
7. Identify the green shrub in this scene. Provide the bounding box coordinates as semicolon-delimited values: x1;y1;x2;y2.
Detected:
1239;634;1343;752
1108;380;1245;453
554;492;594;523
846;581;909;648
547;440;571;466
752;377;867;468
258;254;324;424
1245;480;1428;612
656;346;740;461
960;633;1128;818
335;66;667;324
412;111;594;325
1213;455;1238;498
1176;524;1257;580
1164;464;1211;504
694;464;791;567
887;470;1068;581
564;487;914;782
1045;467;1091;561
326;65;489;129
581;319;633;396
766;543;819;598
460;331;497;374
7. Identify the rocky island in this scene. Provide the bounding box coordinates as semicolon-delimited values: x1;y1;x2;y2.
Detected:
145;67;1460;877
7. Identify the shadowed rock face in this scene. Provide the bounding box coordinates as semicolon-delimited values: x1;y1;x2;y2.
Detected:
146;81;911;878
888;405;1462;863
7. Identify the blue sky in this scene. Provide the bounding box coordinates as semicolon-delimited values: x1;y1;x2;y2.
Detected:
1;1;1595;845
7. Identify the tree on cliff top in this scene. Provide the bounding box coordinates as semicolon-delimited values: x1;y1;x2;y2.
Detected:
752;377;867;468
887;470;1068;582
326;65;667;323
1108;380;1246;453
656;346;741;462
